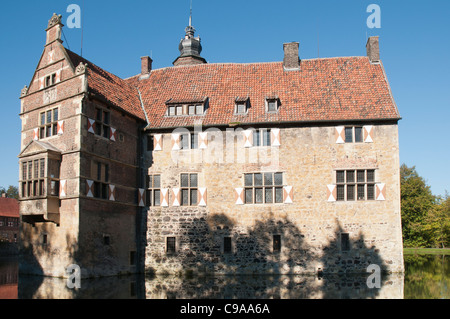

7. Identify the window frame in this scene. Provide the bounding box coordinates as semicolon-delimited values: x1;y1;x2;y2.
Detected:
180;173;198;206
94;107;111;139
20;159;47;198
266;98;280;113
335;169;376;201
92;161;109;200
244;172;284;205
344;126;364;144
167;103;205;117
39;107;59;139
146;174;161;207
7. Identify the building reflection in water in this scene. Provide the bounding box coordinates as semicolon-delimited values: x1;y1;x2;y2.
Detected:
0;259;18;299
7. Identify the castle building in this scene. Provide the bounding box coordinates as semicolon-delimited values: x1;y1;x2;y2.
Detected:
18;13;403;278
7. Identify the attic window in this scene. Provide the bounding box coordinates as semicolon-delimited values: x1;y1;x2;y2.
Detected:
166;98;208;117
235;97;249;115
45;73;57;88
266;97;280;113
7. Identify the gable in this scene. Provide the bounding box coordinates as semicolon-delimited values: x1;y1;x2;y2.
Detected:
18;140;62;158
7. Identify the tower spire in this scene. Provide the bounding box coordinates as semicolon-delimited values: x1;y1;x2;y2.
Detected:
189;0;192;27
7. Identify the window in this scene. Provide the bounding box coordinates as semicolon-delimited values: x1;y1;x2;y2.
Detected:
39;108;59;139
181;173;198;206
244;172;283;204
223;237;232;254
146;175;161;207
94;108;111;138
266;98;279;113
253;129;272;147
92;161;109;199
179;133;199;150
273;235;281;253
45;73;57;88
235;98;249;115
42;234;48;245
103;235;111;246
341;233;350;252
20;159;46;198
166;237;176;253
167;103;205;116
336;169;376;201
344;127;363;143
130;251;136;266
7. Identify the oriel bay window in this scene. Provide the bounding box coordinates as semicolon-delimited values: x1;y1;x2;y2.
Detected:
244;172;284;204
20;157;61;198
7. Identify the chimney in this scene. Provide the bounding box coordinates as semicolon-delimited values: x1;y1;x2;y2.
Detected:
46;13;64;46
366;36;380;63
283;42;300;71
140;56;152;79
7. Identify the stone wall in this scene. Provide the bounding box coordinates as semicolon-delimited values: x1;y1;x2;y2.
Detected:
144;123;404;276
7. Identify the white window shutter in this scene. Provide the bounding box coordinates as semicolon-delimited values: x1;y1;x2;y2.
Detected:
86;180;94;198
335;126;345;144
33;128;39;141
57;120;64;135
243;129;253;148
376;183;386;201
109;185;116;201
271;128;281;147
199;132;208;149
110;127;117;142
87;118;95;134
327;185;337;202
235;188;244;205
172;188;180;206
55;70;62;83
172;133;181;150
59;180;67;197
364;126;374;143
283;186;293;204
138;188;145;207
39;78;45;90
198;188;207;206
154;134;163;151
160;189;169;207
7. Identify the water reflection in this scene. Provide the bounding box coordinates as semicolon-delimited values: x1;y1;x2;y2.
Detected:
1;255;449;299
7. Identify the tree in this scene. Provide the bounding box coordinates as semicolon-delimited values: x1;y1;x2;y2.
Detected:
400;164;436;247
423;194;450;248
0;185;19;200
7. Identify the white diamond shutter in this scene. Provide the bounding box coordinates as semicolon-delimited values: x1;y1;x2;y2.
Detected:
364;126;374;143
160;189;169;207
86;180;94;198
172;133;181;150
39;78;45;90
154;134;163;151
376;183;386;201
110;127;117;142
138;188;145;207
235;188;244;205
271;128;281;146
243;129;253;148
109;185;116;201
59;180;67;197
327;185;337;202
283;186;293;204
198;188;207;206
199;132;208;149
57;121;64;135
172;188;180;206
87;118;95;134
335;126;345;144
33;128;39;141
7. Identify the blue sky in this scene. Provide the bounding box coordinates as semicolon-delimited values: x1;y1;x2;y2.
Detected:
0;0;449;196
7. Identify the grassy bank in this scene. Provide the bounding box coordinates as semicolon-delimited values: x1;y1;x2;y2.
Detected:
404;248;450;255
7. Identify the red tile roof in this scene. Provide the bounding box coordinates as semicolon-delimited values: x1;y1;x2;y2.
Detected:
133;57;400;129
65;50;145;121
0;198;19;218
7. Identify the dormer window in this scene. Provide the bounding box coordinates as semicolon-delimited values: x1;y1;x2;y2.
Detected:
166;98;208;117
266;97;280;113
235;97;249;115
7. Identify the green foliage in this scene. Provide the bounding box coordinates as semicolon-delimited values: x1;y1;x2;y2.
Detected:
0;185;19;200
401;164;450;248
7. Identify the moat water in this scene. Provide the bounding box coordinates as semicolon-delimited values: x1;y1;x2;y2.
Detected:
0;254;448;299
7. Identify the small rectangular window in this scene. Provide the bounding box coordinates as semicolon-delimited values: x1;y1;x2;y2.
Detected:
223;237;232;253
355;127;363;143
268;100;278;112
273;235;281;252
345;127;353;143
167;237;176;253
341;233;350;251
